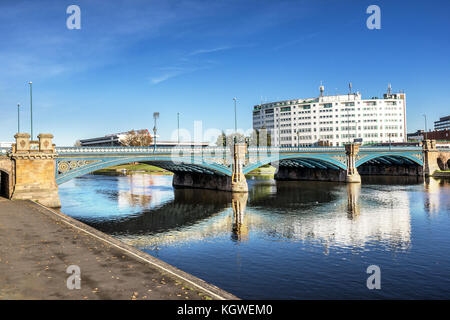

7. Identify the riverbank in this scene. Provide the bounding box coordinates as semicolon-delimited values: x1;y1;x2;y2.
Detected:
245;164;276;178
94;163;277;178
94;163;173;175
433;170;450;178
0;197;237;300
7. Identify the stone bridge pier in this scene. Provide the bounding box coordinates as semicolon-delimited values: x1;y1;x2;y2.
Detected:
345;143;361;183
423;139;440;176
10;133;61;208
172;143;248;193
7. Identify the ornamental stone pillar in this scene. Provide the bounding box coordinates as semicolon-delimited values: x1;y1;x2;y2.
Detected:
422;139;439;177
231;143;248;192
10;133;61;208
345;143;361;183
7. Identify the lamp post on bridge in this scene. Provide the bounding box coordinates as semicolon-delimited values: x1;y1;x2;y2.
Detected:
388;132;392;150
177;112;180;145
347;107;350;144
29;81;33;140
423;114;427;141
153;112;159;151
17;103;20;133
233;97;237;144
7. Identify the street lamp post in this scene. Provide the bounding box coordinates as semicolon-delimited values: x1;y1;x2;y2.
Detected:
388;132;392;150
17;103;20;133
233;97;237;144
29;81;33;140
423;114;427;141
153;112;159;151
347;108;350;144
278;118;281;147
177;112;180;145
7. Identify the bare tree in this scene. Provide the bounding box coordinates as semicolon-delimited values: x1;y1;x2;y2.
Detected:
216;131;227;146
121;130;153;147
216;129;271;147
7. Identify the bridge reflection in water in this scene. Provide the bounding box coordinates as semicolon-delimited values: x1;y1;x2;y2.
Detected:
64;174;425;253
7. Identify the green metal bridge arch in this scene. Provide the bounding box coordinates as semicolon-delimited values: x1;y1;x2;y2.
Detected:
53;145;426;185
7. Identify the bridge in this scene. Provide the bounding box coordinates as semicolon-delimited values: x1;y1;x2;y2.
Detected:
0;133;448;208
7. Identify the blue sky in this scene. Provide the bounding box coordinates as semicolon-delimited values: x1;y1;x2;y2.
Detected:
0;0;449;145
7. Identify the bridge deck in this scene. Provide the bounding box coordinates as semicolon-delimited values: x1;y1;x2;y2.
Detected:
0;198;236;300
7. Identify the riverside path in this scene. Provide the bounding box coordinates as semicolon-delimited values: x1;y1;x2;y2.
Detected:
0;197;237;300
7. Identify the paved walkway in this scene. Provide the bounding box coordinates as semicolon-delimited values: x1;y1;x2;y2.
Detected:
0;198;237;300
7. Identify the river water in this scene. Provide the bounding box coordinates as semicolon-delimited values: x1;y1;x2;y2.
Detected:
58;174;450;299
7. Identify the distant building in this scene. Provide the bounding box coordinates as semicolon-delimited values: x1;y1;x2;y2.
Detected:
407;129;424;142
252;84;406;146
79;130;209;147
426;129;450;141
79;134;123;146
0;142;13;148
434;115;450;131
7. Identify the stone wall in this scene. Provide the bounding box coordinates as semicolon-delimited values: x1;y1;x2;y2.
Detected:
12;157;60;207
10;133;61;208
437;152;450;171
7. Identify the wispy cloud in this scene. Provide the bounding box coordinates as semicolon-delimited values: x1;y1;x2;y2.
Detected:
150;66;208;85
150;43;248;85
188;46;233;56
151;69;187;85
273;31;321;50
149;43;255;84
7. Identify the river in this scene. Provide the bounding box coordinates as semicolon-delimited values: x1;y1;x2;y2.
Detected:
58;173;450;299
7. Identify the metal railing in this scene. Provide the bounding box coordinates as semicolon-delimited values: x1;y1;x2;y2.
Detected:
54;145;427;155
55;146;232;155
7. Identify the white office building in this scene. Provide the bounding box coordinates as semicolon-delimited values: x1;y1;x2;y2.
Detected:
252;84;406;146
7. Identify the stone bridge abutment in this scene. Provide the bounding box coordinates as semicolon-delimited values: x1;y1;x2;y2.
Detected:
9;133;61;208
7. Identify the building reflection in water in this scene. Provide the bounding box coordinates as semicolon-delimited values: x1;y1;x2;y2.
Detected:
113;178;414;252
117;173;173;209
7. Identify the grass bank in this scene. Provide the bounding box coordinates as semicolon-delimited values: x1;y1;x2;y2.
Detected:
94;163;173;175
94;163;276;178
433;170;450;178
245;164;276;178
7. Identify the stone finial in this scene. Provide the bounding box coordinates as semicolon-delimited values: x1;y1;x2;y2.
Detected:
345;143;360;156
423;139;437;151
38;134;55;152
14;133;31;152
